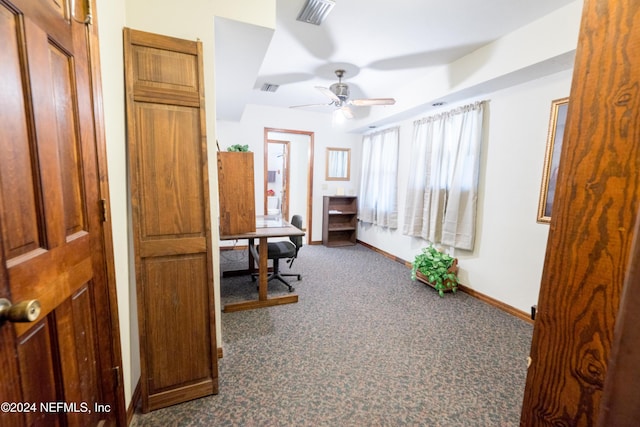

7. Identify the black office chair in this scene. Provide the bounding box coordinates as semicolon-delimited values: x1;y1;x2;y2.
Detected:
253;214;304;292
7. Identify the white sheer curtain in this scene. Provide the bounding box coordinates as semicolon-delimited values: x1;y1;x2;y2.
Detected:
403;101;485;250
359;127;399;228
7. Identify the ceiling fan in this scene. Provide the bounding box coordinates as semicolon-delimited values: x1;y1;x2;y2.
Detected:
291;69;396;119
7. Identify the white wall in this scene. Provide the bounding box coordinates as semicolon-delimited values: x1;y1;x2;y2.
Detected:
467;72;572;310
351;1;581;315
358;70;573;314
352;2;581;315
217;105;361;244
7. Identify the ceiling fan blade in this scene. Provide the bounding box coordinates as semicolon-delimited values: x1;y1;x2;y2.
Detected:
316;86;341;103
350;98;396;106
290;102;332;109
340;105;354;119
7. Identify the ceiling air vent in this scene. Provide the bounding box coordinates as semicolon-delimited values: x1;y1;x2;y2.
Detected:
260;83;280;93
296;0;335;25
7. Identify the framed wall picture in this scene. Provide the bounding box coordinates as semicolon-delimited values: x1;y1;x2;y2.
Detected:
537;97;569;223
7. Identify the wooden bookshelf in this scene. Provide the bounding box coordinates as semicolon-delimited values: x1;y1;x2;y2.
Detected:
322;196;357;246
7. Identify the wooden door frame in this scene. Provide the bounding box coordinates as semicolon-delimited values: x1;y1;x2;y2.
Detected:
597;212;640;425
264;139;291;221
264;128;314;242
0;0;125;424
520;1;640;425
84;0;127;423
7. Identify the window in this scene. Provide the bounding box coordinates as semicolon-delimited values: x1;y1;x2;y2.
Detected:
358;127;399;228
403;101;486;250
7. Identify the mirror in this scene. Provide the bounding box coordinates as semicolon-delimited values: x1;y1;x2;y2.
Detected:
326;147;350;181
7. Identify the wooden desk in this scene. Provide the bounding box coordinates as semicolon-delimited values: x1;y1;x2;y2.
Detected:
220;216;305;312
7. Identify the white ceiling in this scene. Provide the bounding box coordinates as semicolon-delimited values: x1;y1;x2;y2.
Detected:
215;0;576;123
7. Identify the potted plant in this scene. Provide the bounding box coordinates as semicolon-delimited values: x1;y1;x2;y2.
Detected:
227;144;250;152
411;245;459;297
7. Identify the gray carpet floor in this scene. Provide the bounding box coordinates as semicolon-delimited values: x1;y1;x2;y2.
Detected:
132;244;533;426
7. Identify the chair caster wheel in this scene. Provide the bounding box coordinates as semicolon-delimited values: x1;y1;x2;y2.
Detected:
297;275;302;280
289;287;295;293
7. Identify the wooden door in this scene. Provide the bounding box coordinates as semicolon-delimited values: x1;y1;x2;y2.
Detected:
124;28;218;412
520;1;640;425
0;0;124;426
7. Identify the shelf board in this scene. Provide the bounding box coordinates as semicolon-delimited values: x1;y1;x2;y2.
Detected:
328;227;355;232
328;211;356;215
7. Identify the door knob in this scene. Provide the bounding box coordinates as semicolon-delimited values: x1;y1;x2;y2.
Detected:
0;298;41;323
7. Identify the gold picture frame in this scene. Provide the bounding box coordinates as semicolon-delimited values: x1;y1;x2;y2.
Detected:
537;97;569;223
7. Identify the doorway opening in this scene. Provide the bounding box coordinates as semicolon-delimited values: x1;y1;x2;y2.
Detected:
264;128;314;243
266;140;290;220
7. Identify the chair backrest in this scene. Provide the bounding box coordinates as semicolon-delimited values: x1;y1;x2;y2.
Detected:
290;215;304;253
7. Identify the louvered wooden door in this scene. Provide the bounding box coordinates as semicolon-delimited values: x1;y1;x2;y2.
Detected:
124;28;218;413
0;0;123;426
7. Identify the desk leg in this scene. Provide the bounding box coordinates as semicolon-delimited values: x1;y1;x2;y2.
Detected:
248;238;257;275
258;237;268;301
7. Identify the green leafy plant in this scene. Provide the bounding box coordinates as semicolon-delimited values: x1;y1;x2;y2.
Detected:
227;144;250;152
411;245;459;297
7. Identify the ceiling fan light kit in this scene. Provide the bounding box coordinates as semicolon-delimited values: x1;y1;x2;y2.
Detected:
296;0;335;25
330;82;350;100
291;69;396;119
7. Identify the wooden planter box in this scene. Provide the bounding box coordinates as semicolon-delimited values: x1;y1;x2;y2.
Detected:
415;258;459;294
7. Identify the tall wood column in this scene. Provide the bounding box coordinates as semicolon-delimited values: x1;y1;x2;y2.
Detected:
521;1;640;425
